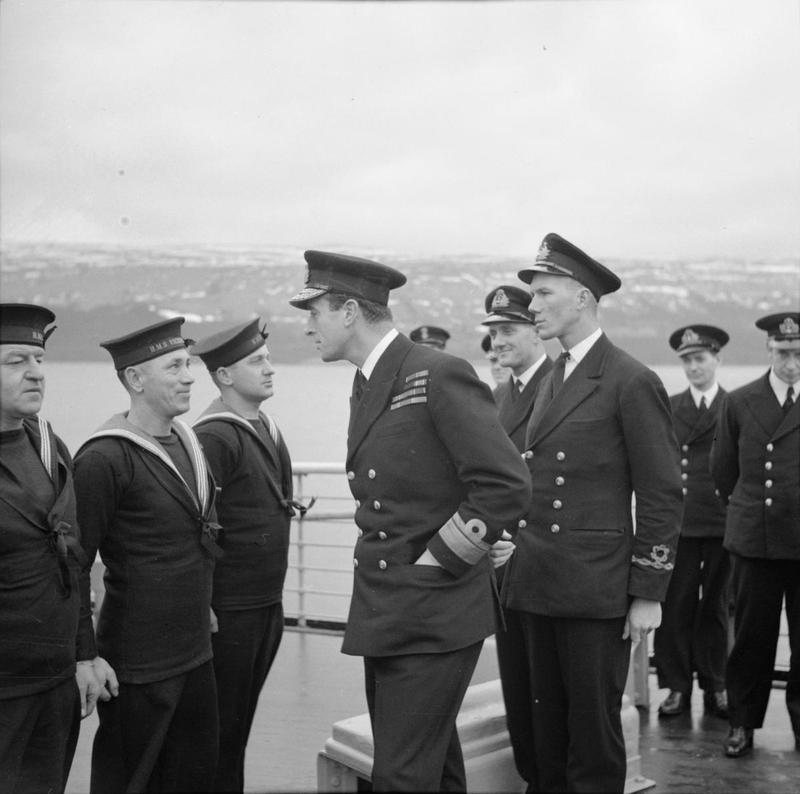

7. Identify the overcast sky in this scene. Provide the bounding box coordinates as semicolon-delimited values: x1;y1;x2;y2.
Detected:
1;0;799;259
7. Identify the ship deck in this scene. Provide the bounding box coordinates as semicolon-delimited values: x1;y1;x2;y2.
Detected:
65;629;798;794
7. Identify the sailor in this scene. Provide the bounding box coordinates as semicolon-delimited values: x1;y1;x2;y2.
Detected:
503;233;683;792
73;317;221;793
655;325;731;719
481;333;511;389
409;324;450;350
191;318;297;793
290;250;531;792
0;304;116;794
711;311;800;758
482;286;552;787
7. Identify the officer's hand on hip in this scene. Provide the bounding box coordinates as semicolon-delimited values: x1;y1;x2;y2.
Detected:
489;530;515;568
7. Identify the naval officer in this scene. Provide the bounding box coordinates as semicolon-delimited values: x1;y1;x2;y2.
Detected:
290;251;531;792
409;325;450;350
74;318;221;793
655;325;731;719
711;312;800;758
192;318;297;792
481;333;511;389
481;285;552;787
503;233;683;793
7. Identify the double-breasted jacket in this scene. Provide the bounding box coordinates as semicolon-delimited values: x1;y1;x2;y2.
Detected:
711;372;800;560
504;333;683;619
342;333;531;657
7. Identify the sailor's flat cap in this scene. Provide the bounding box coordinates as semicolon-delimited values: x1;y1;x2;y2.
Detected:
101;317;192;369
191;318;268;370
0;303;57;347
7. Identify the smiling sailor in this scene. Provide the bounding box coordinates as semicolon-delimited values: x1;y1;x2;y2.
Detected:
73;317;221;794
290;250;531;792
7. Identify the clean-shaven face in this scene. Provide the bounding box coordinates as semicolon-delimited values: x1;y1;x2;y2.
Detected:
305;295;349;362
135;348;194;418
486;350;510;387
527;273;583;342
0;344;46;428
488;322;540;376
680;350;719;392
225;344;275;401
769;341;800;385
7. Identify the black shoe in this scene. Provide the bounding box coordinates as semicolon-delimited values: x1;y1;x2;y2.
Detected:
724;726;753;758
658;690;687;717
703;690;729;719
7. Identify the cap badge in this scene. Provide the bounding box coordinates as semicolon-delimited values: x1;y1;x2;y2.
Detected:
779;316;800;336
681;328;701;346
492;289;510;310
537;240;551;261
421;327;429;339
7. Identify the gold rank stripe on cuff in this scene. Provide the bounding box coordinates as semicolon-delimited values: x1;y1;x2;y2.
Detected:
438;512;492;566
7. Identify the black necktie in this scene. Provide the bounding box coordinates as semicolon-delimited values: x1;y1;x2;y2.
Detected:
698;396;708;413
511;378;523;401
553;351;571;390
348;370;367;438
783;385;795;415
352;370;366;403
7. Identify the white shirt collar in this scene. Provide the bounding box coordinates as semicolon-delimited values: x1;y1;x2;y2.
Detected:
515;353;548;388
769;369;797;405
561;327;603;379
689;382;719;409
361;328;399;380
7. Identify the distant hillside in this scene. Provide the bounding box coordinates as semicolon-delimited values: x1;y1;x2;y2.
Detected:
1;242;797;365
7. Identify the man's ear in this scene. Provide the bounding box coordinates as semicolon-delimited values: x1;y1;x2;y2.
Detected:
342;298;360;326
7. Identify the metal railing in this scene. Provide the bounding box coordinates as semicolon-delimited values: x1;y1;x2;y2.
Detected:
284;462;355;631
285;463;792;686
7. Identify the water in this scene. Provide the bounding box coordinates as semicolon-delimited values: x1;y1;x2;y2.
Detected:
38;360;766;458
40;359;769;624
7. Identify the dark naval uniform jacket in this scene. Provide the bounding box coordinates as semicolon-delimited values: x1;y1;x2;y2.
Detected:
711;372;800;560
1;417;88;698
505;333;683;618
194;399;293;610
495;356;554;451
74;415;220;684
342;333;531;657
670;388;727;537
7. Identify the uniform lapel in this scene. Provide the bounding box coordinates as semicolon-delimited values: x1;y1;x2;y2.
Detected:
526;335;608;449
347;334;412;458
671;390;696;440
771;392;800;440
686;387;724;443
502;358;553;438
742;373;786;438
